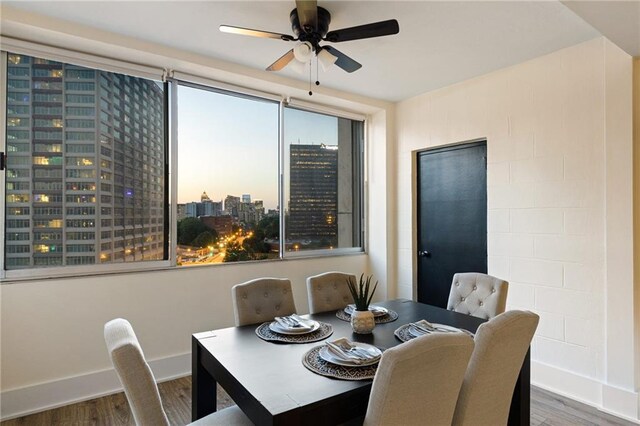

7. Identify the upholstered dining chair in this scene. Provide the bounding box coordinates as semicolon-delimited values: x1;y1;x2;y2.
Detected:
231;277;297;326
451;310;539;426
104;318;252;426
306;271;356;314
447;272;509;319
364;332;475;426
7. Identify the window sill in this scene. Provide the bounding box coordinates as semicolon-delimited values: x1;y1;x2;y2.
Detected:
0;250;366;284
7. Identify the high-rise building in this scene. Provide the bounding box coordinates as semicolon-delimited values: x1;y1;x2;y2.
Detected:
185;202;198;218
4;53;165;269
241;194;251;203
224;195;240;217
288;144;338;240
177;204;187;221
184;200;222;218
202;200;222;216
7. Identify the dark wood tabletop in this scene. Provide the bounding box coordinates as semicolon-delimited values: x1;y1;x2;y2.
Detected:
192;299;528;425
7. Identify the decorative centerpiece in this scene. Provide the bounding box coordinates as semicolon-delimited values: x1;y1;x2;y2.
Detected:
346;274;378;334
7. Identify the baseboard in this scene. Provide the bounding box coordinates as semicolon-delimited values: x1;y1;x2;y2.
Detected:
0;352;190;421
532;361;640;424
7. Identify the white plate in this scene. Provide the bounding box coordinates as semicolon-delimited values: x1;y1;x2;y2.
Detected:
408;323;463;338
344;304;389;318
269;319;320;335
319;342;382;367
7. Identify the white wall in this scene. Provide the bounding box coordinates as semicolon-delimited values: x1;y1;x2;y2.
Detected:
0;7;393;420
0;255;370;417
394;38;638;421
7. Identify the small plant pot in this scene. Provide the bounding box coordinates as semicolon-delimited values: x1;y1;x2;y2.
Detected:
351;309;375;334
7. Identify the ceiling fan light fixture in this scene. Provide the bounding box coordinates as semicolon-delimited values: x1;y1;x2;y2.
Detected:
293;41;313;62
317;48;338;71
288;58;308;74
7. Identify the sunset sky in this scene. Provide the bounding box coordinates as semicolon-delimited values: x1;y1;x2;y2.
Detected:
177;84;338;209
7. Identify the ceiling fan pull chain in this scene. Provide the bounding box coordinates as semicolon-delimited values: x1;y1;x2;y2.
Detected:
308;60;313;96
315;56;320;87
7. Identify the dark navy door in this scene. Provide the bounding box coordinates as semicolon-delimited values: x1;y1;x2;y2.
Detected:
417;141;487;308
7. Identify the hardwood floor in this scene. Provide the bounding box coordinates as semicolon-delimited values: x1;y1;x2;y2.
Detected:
1;377;634;426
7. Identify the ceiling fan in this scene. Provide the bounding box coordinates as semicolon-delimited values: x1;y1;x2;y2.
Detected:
220;0;399;74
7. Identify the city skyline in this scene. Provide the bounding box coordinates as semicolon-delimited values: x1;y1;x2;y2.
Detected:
177;85;340;208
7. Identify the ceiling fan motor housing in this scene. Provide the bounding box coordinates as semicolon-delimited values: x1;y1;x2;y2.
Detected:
290;6;331;50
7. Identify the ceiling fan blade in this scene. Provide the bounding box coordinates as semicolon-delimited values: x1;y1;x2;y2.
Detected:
322;46;362;73
220;25;295;41
324;19;399;43
296;0;318;31
266;49;296;71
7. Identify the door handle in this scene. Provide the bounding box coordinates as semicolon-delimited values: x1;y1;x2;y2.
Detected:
418;250;431;258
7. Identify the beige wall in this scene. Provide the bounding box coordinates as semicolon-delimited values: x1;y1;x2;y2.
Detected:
634;57;640;394
1;255;368;388
395;38;637;420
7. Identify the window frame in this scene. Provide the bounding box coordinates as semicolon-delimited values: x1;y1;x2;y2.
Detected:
0;45;367;282
1;50;171;280
172;78;365;263
281;103;365;259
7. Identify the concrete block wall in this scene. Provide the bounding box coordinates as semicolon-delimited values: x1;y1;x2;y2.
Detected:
394;38;638;421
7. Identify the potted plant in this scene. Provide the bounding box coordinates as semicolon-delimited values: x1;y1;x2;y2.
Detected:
346;274;378;334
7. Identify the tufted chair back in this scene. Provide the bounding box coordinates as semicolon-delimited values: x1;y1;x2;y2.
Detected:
306;271;356;314
232;278;297;326
452;310;539;426
447;273;509;319
364;332;474;426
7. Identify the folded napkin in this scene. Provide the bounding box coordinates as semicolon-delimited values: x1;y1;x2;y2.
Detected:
274;314;313;331
325;338;380;364
346;304;387;315
410;320;456;334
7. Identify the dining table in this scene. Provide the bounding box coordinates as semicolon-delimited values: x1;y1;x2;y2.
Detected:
192;298;530;425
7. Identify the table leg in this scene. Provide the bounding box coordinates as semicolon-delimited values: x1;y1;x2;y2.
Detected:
508;348;531;426
192;336;217;421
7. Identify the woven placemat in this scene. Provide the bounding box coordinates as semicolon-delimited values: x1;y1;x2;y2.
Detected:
255;321;333;343
302;345;378;380
394;323;475;343
335;308;399;324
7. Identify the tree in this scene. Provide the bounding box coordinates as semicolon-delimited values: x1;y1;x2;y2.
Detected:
177;218;217;246
223;241;249;262
257;215;279;239
241;215;278;255
192;231;216;248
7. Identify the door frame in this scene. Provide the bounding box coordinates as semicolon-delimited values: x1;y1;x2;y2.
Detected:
412;138;488;300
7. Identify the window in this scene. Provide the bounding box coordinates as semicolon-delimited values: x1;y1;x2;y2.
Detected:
66;106;95;116
3;52;167;272
176;83;279;266
66;69;95;79
9;105;30;115
66;94;95;104
34;105;62;115
8;79;29;89
2;50;365;278
175;82;363;266
66;119;95;128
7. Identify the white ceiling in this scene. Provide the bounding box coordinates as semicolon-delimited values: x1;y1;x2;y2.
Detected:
1;1;611;102
561;0;640;57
